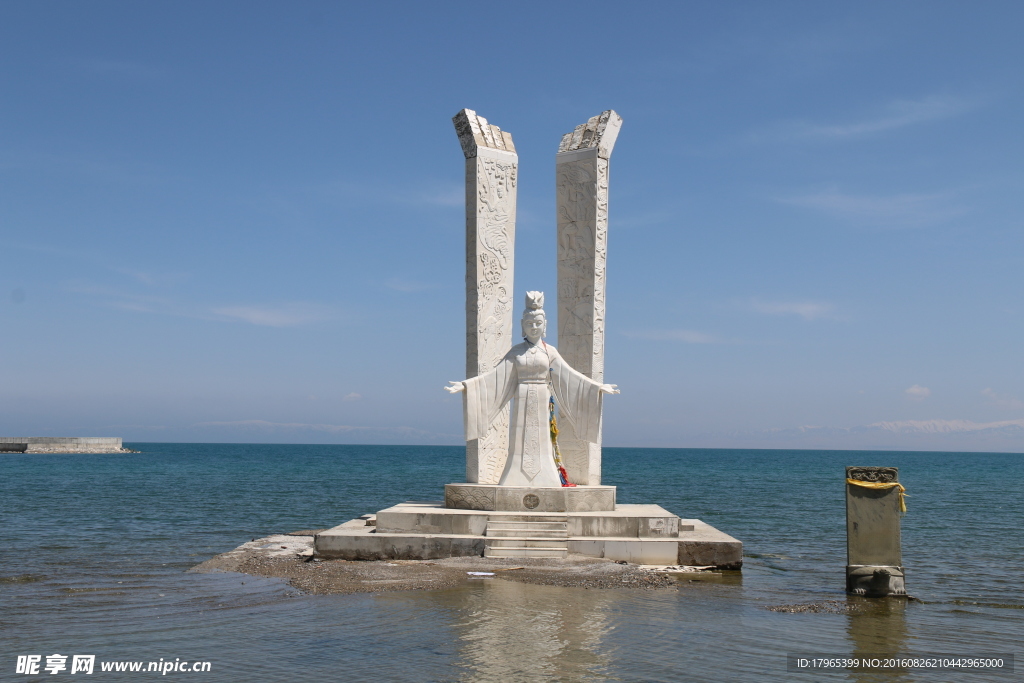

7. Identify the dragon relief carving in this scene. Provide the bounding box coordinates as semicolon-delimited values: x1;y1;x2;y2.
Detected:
476;157;516;366
472;156;516;485
477;158;515;269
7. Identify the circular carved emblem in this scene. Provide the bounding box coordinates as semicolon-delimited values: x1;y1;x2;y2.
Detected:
523;494;540;509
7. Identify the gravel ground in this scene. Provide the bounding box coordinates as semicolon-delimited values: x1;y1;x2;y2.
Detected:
189;533;708;595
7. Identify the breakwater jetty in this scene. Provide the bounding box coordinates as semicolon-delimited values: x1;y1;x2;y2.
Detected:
0;437;132;453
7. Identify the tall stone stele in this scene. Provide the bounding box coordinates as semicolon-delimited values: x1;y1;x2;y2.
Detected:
453;109;518;484
555;110;623;486
846;466;907;597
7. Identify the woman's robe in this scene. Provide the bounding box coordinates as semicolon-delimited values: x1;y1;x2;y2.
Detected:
461;340;605;487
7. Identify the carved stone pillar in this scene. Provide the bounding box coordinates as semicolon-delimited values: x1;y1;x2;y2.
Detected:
555;110;622;486
846;466;907;597
453;109;517;484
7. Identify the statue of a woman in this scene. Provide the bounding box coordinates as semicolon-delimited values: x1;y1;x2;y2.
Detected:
446;291;619;487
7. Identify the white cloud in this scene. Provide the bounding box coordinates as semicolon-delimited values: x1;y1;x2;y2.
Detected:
103;424;167;431
415;184;463;208
744;417;1024;439
114;268;190;287
385;278;435;292
68;282;174;315
749;95;981;145
981;388;1024;410
314;179;463;209
751;299;834;320
70;281;335;328
342;393;362;402
777;187;966;228
868;418;1024;434
793;95;977;139
80;58;165;79
196;419;360;433
193;420;458;441
728;417;1024;451
612;211;674;231
905;385;931;399
624;329;722;344
212;303;332;327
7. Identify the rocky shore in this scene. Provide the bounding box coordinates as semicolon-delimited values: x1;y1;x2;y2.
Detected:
189;533;725;595
0;438;136;454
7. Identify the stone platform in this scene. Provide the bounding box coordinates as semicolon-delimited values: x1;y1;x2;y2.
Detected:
315;499;742;568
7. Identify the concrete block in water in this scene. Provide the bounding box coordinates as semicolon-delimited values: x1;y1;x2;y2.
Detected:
846;466;906;596
677;519;743;569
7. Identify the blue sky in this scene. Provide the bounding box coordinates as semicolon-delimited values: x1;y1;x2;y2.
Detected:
2;2;1023;450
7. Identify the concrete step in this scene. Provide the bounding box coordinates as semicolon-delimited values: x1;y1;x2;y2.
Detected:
486;538;569;548
486;515;568;523
486;529;567;539
486;520;567;531
485;513;570;558
484;546;568;559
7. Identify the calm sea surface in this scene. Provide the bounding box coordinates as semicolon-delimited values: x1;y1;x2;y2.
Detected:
1;445;1020;681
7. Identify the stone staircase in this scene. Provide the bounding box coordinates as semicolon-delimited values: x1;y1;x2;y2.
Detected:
484;515;568;559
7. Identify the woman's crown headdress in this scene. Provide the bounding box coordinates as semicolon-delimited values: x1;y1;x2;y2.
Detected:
525;291;544;311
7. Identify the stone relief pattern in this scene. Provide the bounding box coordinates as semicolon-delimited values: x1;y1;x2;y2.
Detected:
556;158;596;484
474;156;517;485
445;486;495;511
566;488;614;512
559;441;588;486
522;386;541;479
556;157;608;485
591;157;609;380
557;159;598;374
847;466;899;483
478;407;509;484
464;444;480;485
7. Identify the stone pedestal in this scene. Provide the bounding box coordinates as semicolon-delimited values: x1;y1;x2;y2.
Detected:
555;110;622;485
453;109;518;484
444;484;616;512
846;466;906;596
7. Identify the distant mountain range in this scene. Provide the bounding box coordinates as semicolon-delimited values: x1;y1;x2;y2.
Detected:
705;418;1024;452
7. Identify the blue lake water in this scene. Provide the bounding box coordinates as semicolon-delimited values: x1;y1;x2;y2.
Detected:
1;445;1020;681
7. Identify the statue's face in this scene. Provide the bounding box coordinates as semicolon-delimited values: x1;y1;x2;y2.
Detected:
522;315;545;343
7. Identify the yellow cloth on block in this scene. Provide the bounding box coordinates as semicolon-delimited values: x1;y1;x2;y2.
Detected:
846;479;908;513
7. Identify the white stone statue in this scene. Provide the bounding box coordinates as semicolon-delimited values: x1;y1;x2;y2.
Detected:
446;292;619;487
